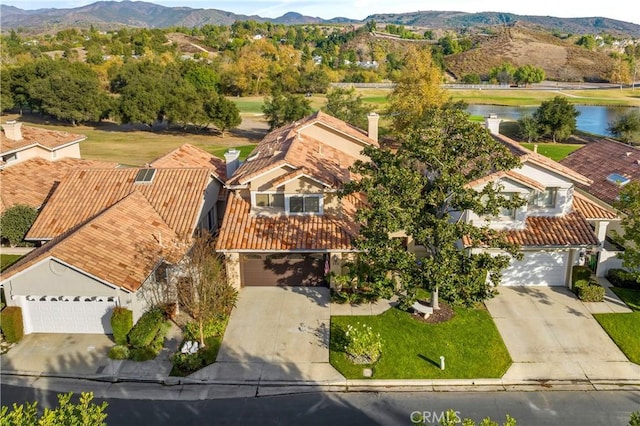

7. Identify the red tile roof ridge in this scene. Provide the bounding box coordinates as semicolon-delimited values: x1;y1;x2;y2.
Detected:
149;143;227;181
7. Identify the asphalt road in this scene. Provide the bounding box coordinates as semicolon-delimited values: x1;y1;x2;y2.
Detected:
2;384;639;425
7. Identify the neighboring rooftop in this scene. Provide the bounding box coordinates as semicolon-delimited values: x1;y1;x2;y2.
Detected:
149;143;227;181
560;139;640;206
0;121;86;155
26;167;212;240
0;157;118;213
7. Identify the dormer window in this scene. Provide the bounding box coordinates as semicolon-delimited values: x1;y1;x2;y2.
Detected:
529;187;557;208
288;194;322;214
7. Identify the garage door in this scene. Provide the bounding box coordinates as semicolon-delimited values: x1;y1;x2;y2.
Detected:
242;253;327;287
20;295;117;334
501;251;569;286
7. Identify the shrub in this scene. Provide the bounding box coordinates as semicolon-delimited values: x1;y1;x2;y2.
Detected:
108;345;130;360
606;268;639;289
0;204;38;247
110;307;133;346
344;322;382;364
572;279;589;295
183;317;226;341
127;308;164;348
577;283;605;302
572;265;592;285
0;306;24;343
129;346;158;362
171;352;203;372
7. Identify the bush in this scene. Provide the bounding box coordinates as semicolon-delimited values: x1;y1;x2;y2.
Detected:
572;279;589;294
110;307;133;345
606;268;639;289
577;283;605;302
0;306;24;343
183;317;226;341
344;322;383;364
127;308;164;348
129;346;158;362
0;205;38;247
171;352;203;372
108;345;130;360
572;265;592;285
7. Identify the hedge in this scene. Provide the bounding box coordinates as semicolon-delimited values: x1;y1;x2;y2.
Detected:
108;345;130;360
0;306;24;343
572;265;592;285
127;308;164;348
606;268;639;289
111;307;133;345
577;284;605;302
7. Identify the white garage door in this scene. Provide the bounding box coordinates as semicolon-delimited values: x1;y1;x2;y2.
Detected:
20;296;117;334
501;251;568;286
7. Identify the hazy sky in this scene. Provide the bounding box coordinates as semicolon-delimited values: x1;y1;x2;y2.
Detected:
13;0;640;25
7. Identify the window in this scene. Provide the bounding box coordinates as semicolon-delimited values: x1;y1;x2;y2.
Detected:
499;193;517;218
289;195;321;214
529;188;557;208
255;193;284;208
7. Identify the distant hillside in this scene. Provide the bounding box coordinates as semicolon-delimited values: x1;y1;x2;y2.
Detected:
2;1;640;37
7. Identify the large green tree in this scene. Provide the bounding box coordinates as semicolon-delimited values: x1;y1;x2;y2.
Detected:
608;109;640;143
322;87;370;129
533;96;579;142
207;95;242;136
513;64;545;86
613;181;640;282
344;104;523;308
262;90;312;130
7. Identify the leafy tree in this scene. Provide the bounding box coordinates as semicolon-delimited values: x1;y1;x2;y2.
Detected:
533;96;579;142
323;87;370;129
0;69;14;112
609;54;633;88
344;104;522;308
0;204;38;247
387;45;448;133
608;109;640;143
262;90;312;130
207;95;242;136
576;34;597;50
0;392;108;426
518;114;541;142
612;181;640;283
165;80;209;129
461;73;481;84
177;232;237;347
489;63;516;85
513;65;545;86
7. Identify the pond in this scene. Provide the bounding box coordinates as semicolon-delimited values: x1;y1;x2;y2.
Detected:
466;104;640;137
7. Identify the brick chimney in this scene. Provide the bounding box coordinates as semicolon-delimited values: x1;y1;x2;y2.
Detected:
367;112;379;143
2;120;23;140
224;148;241;178
485;114;501;135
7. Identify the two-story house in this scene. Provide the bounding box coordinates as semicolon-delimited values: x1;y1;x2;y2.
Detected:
0;120;85;168
216;111;379;288
464;116;612;287
0;144;226;335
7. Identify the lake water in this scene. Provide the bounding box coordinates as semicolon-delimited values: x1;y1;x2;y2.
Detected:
466;104;640;137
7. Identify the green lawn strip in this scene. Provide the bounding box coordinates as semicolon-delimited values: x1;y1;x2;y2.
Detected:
520;143;584;161
0;254;22;272
330;306;511;379
611;287;640;311
209;144;257;160
595;313;640;364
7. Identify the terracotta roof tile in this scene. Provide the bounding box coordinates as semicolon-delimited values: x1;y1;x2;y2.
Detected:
26;168;211;240
1;192;186;291
560;139;640;206
1;124;86;155
572;191;618;220
0;157;118;213
149;143;227;181
215;193;360;251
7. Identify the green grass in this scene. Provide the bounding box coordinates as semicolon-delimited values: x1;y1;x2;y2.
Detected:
520;143;584;161
1;254;22;272
594;288;640;364
228;97;265;114
330;306;511;379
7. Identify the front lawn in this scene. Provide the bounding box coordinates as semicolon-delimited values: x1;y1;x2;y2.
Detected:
595;288;640;364
0;254;22;272
520;143;584;161
330;305;511;379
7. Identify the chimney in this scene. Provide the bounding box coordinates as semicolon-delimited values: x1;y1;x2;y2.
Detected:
367;112;379;143
2;120;22;141
224;148;240;178
533;144;539;153
485;114;501;135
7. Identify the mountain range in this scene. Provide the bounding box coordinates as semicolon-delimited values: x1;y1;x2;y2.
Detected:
2;1;640;37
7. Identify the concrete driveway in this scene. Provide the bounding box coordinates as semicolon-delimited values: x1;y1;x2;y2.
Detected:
189;286;344;384
485;286;639;382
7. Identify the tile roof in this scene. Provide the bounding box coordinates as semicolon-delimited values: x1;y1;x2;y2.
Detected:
26;168;211;240
463;212;599;248
0;124;86;155
560;139;640;206
492;133;592;186
572;191;618;220
149;143;227;181
226;111;376;187
1;192;185;292
0;157;118;213
215;193;361;251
